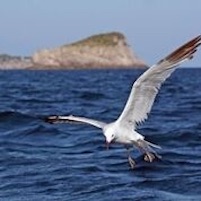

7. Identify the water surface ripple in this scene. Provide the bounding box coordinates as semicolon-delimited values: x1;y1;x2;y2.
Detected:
0;69;201;200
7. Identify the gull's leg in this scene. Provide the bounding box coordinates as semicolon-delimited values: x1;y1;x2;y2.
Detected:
128;156;136;169
125;146;136;169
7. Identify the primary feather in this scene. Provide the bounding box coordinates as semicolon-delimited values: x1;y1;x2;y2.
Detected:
46;115;106;129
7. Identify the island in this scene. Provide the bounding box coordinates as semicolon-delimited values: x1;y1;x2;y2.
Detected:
0;32;147;69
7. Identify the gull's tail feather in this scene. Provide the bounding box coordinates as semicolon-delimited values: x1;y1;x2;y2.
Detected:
143;139;162;149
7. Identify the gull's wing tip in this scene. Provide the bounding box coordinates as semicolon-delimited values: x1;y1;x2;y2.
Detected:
45;115;60;124
44;115;82;124
196;34;201;40
157;34;201;65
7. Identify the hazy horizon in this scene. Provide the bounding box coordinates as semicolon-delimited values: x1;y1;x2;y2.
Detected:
0;0;201;67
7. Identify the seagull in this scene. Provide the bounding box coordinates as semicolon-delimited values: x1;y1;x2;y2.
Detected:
46;35;201;169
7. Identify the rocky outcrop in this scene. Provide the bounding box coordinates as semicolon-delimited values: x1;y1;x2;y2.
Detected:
0;54;32;69
32;32;147;69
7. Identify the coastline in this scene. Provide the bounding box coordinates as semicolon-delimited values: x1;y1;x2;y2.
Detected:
0;32;147;70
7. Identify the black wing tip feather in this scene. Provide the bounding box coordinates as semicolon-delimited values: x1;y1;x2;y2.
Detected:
158;35;201;65
45;115;80;124
45;115;60;124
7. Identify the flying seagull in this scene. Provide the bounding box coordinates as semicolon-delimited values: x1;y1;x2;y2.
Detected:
46;35;201;169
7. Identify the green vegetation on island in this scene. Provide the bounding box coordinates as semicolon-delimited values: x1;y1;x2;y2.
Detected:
68;32;126;47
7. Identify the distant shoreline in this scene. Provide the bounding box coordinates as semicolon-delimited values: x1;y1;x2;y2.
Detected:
0;32;148;70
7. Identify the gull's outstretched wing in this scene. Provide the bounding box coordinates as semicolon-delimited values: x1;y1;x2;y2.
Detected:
117;35;201;128
46;115;106;129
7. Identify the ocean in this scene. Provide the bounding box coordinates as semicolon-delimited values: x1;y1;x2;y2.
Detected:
0;69;201;201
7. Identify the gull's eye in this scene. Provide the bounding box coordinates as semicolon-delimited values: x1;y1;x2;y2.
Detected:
112;134;115;138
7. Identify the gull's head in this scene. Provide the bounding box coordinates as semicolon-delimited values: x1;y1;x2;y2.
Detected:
103;125;116;149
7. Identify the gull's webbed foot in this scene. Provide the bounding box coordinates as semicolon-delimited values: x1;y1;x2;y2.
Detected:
144;152;156;163
128;156;136;169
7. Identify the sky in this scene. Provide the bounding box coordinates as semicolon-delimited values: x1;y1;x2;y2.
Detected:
0;0;201;67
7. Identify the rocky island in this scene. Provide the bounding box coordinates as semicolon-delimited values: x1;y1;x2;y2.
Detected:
0;32;147;69
32;32;146;69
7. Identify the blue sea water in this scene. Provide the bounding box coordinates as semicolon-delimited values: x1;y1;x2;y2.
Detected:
0;68;201;201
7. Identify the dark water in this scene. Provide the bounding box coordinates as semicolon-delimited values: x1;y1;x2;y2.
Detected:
0;69;201;201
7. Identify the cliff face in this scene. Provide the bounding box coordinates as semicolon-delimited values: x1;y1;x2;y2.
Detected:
32;32;147;68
